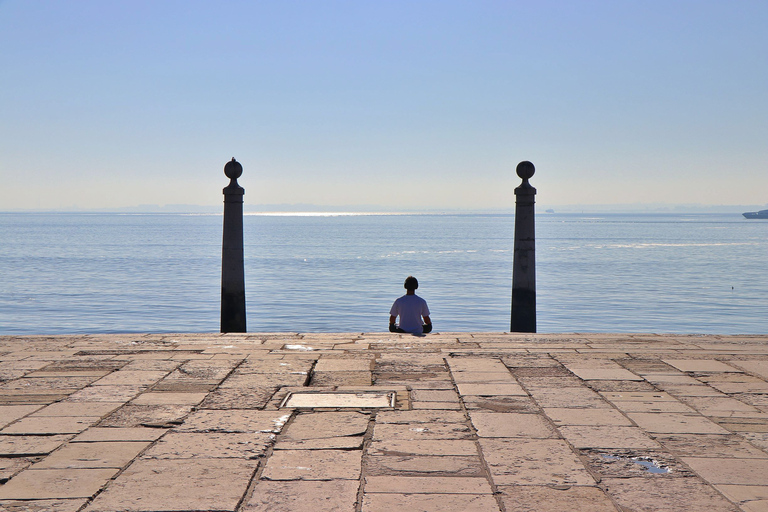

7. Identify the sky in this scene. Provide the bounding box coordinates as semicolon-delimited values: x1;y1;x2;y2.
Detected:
1;1;767;211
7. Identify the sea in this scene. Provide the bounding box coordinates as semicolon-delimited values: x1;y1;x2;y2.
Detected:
0;212;766;335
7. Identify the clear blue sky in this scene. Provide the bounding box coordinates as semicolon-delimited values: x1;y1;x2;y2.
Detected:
1;1;766;210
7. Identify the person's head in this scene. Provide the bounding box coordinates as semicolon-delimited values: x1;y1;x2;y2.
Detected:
404;276;418;292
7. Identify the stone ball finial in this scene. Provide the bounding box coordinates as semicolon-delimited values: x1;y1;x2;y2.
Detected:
224;158;243;180
516;161;535;180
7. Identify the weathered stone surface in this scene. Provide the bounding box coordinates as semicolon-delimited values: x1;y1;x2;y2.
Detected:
283;411;369;439
600;477;740;511
261;449;362;480
463;395;540;413
543;407;632;426
369;439;477;456
2;416;100;435
73;427;167;442
375;410;467;424
682;457;768;485
142;432;273;459
199;387;277;409
29;402;120;418
35;441;151;468
0;498;88;512
315;358;374;372
0;434;73;456
479;438;595;485
243;480;360;511
129;392;208;406
366;454;483;476
66;385;142;402
663;359;740;372
92;371;169;387
497;485;618;512
364;475;492;494
469;411;558;438
362;493;499;511
627;413;730;434
580;448;692;478
526;386;608;408
0;457;35;481
657;433;768;458
569;368;644;381
610;399;697;413
373;422;472;440
0;468;118;499
456;382;527;396
98;405;192;427
0;405;41;427
84;458;257;511
176;409;290;433
558;426;661;449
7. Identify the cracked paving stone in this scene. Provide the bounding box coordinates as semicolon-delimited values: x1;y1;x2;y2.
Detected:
580;449;692;478
98;405;192;427
282;411;369;439
366;454;484;476
370;439;477;456
175;409;290;433
198;387;278;409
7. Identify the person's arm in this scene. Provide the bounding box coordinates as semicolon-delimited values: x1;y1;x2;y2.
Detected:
389;315;397;332
422;315;432;333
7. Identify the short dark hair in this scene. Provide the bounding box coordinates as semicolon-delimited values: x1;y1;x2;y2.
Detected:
404;276;418;290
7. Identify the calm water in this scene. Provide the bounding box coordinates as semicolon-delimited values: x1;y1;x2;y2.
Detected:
0;212;766;335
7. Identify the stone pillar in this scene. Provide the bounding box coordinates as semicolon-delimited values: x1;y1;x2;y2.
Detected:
221;158;246;333
511;161;536;333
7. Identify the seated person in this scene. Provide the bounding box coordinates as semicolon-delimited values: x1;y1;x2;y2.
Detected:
389;276;432;334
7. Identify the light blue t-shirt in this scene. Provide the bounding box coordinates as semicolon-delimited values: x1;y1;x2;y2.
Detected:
390;294;430;333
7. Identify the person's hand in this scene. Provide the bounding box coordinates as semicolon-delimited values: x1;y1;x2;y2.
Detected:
422;323;432;333
389;323;397;333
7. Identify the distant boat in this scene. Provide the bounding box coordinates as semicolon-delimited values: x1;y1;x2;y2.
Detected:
545;209;555;214
743;209;768;219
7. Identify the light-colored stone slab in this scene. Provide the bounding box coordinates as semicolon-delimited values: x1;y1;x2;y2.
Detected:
369;439;477;456
410;389;459;402
2;416;100;434
558;426;661;449
244;480;360;511
35;441;151;468
0;405;42;427
680;396;765;417
375;410;467;424
85;458;257;512
0;498;88;512
627;413;730;434
314;358;373;372
610;399;699;413
130;392;208;406
469;412;558;438
73;427;167;442
450;371;516;383
373;422;472;440
261;449;362;480
98;404;192;427
366;454;483;476
0;468;118;499
0;434;73;456
543;407;633;426
600;477;740;512
282;392;394;409
142;432;273;459
497;485;617;512
601;391;679;402
456;382;527;396
527;387;608;408
362;493;499;511
283;411;369;439
31;402;120;417
682;457;768;485
657;434;768;458
716;484;768;505
92;371;169;386
479;438;595;485
569;368;643;381
66;385;142;402
731;360;768;380
364;476;492;494
176;409;291;433
276;436;364;450
663;359;740;372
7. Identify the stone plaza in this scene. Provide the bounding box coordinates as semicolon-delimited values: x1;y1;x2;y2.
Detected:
1;331;767;511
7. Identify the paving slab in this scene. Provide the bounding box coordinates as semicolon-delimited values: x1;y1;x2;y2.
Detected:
0;498;88;512
1;416;100;435
175;409;290;433
35;441;151;468
543;407;633;426
0;468;118;500
600;477;740;511
558;425;661;449
142;431;274;459
373;421;473;440
497;485;618;512
244;480;360;512
627;412;731;434
366;454;484;476
369;439;477;456
657;433;768;458
468;411;558;438
84;458;257;512
364;475;492;494
362;493;499;511
682;457;768;485
261;449;362;480
479;438;595;485
282;411;369;439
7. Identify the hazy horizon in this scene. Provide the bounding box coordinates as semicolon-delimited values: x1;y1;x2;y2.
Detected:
2;2;767;211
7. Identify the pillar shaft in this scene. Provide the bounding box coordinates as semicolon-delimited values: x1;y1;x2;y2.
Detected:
221;163;246;333
511;168;536;333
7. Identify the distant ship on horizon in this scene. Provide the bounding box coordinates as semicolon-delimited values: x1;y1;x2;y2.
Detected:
743;209;768;219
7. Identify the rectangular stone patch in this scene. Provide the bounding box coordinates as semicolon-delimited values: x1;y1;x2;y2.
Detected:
281;391;395;409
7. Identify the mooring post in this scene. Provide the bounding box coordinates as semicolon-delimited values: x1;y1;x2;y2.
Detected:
511;160;536;333
221;157;246;333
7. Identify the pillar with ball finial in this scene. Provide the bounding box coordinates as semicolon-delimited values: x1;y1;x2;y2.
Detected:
511;160;536;333
221;158;246;333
